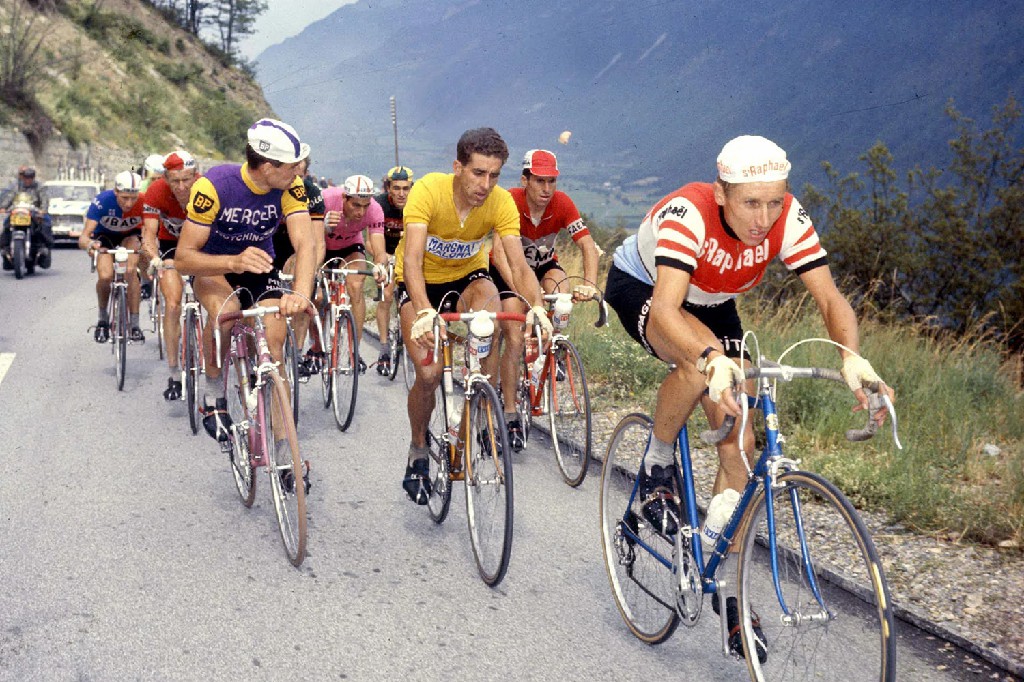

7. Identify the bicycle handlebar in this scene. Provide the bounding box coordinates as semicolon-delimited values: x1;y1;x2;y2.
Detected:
540;292;609;328
419;311;528;366
319;265;383;302
698;364;900;447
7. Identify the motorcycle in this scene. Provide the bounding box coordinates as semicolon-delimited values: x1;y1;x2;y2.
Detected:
2;192;46;279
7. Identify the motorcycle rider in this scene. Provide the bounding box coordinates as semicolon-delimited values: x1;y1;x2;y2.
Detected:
1;166;53;269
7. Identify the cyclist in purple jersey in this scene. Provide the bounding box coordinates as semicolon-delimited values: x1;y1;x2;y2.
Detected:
175;118;315;443
373;165;413;374
322;174;389;373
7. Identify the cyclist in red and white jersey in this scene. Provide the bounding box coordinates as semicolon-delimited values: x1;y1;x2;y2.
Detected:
321;175;388;372
140;150;201;401
604;135;895;661
489;149;600;449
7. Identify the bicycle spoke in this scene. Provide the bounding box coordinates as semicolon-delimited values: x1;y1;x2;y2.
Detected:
548;339;591;487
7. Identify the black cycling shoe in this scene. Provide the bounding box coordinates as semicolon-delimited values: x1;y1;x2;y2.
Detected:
35;246;51;269
376;351;391;376
507;418;525;453
129;326;145;342
358;357;367;374
298;350;323;378
639;464;680;535
93;321;110;343
402;458;431;505
280;461;311;496
713;593;768;664
140;281;152;300
201;396;233;443
163;378;182;401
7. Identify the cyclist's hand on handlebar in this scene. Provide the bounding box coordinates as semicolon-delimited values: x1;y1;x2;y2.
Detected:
148;256;163;275
841;355;893;425
526;304;554;338
572;284;597;302
231;246;273;274
411;308;440;348
705;354;745;416
277;292;308;318
372;261;388;284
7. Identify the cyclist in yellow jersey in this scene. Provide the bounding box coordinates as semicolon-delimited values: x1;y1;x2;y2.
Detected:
395;127;554;504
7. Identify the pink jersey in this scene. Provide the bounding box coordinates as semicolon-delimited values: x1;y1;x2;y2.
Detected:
323;186;385;251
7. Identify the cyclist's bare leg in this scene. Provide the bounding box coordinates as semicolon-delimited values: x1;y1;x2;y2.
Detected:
259;297;293;441
346;271;368;344
402;300;441;450
460;276;502;383
159;265;184;372
123;235;143;316
94;254;114;312
497;296;528;408
282;254;312;350
701;394;757;494
194;274;240;382
376;278;396;342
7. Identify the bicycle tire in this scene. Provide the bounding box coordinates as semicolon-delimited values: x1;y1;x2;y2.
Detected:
283;322;300;427
548;339;591;487
514;356;533;445
320;305;334;408
184;307;199;432
12;240;24;279
154;289;164;360
464;380;514;586
401;337;414;391
224;348;256;507
426;383;452;523
599;413;680;644
737;469;896;682
264;370;308;567
330;310;359;431
387;311;402;381
115;286;128;391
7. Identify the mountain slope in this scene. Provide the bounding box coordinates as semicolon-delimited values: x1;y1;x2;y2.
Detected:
256;0;1024;222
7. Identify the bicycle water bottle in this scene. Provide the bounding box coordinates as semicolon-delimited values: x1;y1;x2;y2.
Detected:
701;488;740;553
467;313;494;372
552;293;573;330
524;336;539;364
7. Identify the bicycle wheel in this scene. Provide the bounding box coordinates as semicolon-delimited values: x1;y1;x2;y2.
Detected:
464;380;514;586
283;322;300;427
514;357;533;445
387;312;402;381
599;413;680;643
548;339;591;487
184;308;201;435
330;310;359;431
401;336;414;391
426;383;452;523
263;370;307;566
320;305;334;408
737;470;896;682
114;286;128;391
154;290;164;360
224;349;256;507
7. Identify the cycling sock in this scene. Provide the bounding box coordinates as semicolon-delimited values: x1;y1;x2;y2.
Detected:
130;313;140;328
205;374;221;397
504;411;517;420
170;369;179;382
98;308;109;323
407;442;429;465
644;436;675;473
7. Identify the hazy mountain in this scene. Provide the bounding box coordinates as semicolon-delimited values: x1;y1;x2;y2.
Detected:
255;0;1024;224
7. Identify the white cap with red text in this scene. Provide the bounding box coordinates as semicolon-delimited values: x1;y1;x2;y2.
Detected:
343;174;376;197
716;135;791;184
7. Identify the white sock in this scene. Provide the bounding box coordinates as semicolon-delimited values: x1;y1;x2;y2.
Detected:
644;436;675;473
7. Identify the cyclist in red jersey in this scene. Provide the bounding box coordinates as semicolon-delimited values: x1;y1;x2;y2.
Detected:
489;149;600;449
141;150;201;401
604;135;895;661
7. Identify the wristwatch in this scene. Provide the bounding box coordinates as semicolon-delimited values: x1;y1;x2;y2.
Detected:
695;346;717;375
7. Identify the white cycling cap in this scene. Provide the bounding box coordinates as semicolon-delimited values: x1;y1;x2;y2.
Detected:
343;174;376;197
247;118;310;164
114;170;143;192
163;150;197;171
716;135;791;184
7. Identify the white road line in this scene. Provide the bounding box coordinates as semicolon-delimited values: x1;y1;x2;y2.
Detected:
0;353;15;385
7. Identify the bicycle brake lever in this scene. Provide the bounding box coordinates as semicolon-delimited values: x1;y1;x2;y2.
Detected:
883;394;903;450
845;391;884;442
700;415;735;445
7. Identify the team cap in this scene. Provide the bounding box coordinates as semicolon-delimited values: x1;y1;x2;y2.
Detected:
716;135;791;184
114;171;143;192
247;118;310;164
522;149;559;177
343;174;376;197
385;166;413;182
163;150;197;171
143;154;165;175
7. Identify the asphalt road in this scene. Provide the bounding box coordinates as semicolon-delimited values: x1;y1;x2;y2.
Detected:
0;251;1010;681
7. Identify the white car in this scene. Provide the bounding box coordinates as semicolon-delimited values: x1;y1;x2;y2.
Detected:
43;179;102;244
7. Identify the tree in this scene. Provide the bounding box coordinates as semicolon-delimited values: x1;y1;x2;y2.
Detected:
211;0;266;59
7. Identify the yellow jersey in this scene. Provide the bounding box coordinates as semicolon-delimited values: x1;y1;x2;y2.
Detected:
396;172;520;284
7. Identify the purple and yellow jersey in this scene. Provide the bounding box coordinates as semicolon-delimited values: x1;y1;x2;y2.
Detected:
186;163;308;258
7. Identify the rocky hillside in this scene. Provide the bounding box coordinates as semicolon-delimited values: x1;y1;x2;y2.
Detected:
1;0;274;169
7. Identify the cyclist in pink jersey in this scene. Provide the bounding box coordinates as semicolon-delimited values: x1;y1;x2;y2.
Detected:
604;135;895;662
322;174;388;373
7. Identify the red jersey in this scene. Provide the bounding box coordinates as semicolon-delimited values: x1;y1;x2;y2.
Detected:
143;176;193;241
498;188;590;269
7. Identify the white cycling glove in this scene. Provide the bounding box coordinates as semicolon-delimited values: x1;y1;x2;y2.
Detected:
572;284;597;301
705;354;744;404
841;355;882;392
525;304;554;337
410;308;438;342
148;256;163;275
372;262;388;283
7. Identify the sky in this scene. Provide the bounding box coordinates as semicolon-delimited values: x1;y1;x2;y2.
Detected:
237;0;356;60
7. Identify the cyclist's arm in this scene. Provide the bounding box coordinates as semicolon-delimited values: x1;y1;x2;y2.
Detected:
401;222;432;312
174;219;272;277
79;219;99;251
312;217;325;266
500;233;543;307
141;216;160;262
285;211;315;300
489;233;516;289
367;231;388;268
799;264;860;357
575;233;600;286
